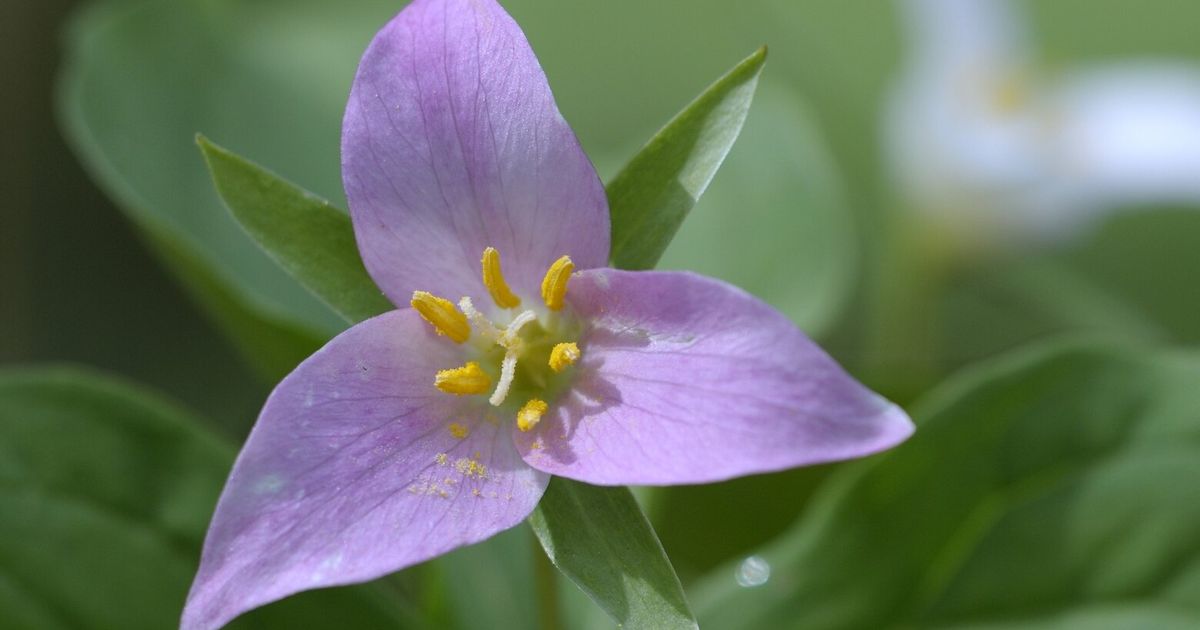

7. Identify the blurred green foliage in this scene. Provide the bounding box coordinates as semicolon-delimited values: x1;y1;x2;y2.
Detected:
0;367;422;629
694;341;1200;629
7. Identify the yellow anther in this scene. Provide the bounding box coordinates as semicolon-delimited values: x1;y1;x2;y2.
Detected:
481;247;521;309
435;362;491;395
411;291;470;343
517;398;548;432
540;255;574;311
449;423;469;439
548;342;581;373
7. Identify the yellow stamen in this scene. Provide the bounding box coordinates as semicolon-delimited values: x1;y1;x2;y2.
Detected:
548;342;581;372
449;423;469;439
517;398;548;432
540;255;574;311
411;291;470;343
481;247;521;309
435;362;491;395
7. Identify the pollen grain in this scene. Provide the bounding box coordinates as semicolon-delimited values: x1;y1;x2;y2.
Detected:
454;456;488;479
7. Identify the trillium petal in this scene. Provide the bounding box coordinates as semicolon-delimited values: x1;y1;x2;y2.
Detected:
342;0;610;305
182;310;547;630
516;269;913;485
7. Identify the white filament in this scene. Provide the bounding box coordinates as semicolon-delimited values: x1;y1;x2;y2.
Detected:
458;297;502;343
489;350;519;406
458;303;539;407
502;310;537;345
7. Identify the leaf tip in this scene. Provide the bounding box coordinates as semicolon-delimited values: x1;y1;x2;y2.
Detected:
194;133;224;166
743;45;767;72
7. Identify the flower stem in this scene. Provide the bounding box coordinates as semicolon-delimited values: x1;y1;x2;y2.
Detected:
862;210;959;401
532;531;562;630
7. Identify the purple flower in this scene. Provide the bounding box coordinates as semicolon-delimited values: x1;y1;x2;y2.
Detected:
182;0;913;627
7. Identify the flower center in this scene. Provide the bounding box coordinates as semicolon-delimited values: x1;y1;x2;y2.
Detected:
411;247;583;432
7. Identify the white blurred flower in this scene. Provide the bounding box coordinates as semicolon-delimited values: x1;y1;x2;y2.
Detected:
887;0;1200;244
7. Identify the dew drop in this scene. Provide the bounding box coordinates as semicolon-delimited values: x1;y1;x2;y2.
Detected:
735;555;770;588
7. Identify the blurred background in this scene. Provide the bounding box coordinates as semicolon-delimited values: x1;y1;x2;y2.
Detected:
4;0;1200;628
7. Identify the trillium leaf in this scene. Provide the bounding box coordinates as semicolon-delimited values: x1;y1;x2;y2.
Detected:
140;228;325;381
656;81;856;337
433;527;539;630
1053;209;1200;344
690;340;1200;629
0;367;421;630
936;256;1164;373
607;46;767;270
58;0;391;362
528;477;698;630
197;136;392;325
933;208;1200;384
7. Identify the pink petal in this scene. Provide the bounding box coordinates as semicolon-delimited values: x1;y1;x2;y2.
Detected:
342;0;610;305
183;310;547;630
516;269;913;485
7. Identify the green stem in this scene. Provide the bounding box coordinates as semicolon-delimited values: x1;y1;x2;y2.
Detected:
863;211;963;403
532;530;562;630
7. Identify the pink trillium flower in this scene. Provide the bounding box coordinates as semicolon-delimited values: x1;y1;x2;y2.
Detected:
182;0;913;627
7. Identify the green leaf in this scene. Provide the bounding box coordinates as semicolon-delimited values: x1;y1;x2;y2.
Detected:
607;46;767;270
1055;208;1200;345
433;526;538;630
0;366;420;629
691;340;1200;629
58;0;397;360
647;464;836;584
935;209;1200;378
197;135;392;324
528;477;698;630
937;256;1165;372
141;227;325;381
655;81;856;336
